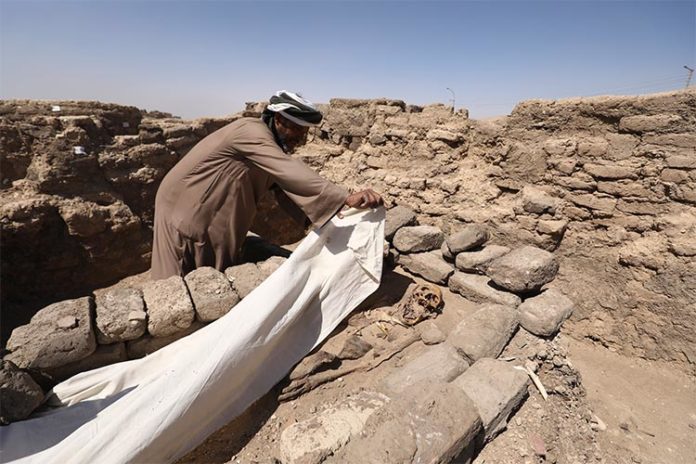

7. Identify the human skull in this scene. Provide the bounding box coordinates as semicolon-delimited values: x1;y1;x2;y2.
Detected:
397;283;443;325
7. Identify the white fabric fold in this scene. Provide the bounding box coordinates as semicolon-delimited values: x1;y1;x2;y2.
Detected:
0;207;385;464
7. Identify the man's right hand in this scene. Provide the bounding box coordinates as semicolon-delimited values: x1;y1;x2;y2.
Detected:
345;189;384;209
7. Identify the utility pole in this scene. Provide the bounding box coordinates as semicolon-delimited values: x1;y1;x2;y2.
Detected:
685;65;694;88
446;88;455;113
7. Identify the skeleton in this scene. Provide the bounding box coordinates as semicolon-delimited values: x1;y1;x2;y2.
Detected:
278;283;444;401
395;283;443;326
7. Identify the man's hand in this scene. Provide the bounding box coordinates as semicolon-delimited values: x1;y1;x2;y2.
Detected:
345;189;384;209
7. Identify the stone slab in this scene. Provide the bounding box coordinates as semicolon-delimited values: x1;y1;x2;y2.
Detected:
455;245;511;273
453;358;530;441
393;225;444;253
382;343;469;394
521;186;558;214
384;205;417;241
486;246;559;294
0;360;44;424
5;297;96;370
518;288;575;337
398;251;454;284
445;224;489;254
185;266;240;322
95;287;147;344
224;262;265;299
448;272;522;307
143;276;195;337
329;381;483;464
447;303;519;363
279;391;389;464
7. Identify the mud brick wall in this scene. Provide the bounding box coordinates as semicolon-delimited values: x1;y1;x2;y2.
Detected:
2;90;694;367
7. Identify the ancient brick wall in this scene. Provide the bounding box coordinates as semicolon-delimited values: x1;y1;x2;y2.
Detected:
2;90;694;366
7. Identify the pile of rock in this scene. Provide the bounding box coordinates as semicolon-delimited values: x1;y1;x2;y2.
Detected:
273;205;577;463
1;251;288;422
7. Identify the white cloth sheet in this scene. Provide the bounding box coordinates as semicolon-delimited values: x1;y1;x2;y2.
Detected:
0;207;384;463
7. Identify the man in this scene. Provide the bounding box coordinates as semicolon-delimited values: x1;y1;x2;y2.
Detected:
151;90;383;279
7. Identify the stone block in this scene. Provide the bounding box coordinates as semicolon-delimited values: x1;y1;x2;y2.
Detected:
455;245;511;273
521;186;558;214
185;267;240;322
0;360;44;424
257;256;287;278
518;288;575;337
330;381;483;464
447;304;519;363
393;225;444;253
126;321;205;359
398;251;454;284
5;297;96;370
665;155;696;169
596;181;654;198
453;358;529;441
426;128;461;143
224;262;265;299
536;220;568;238
279;391;389;464
448;272;522;307
418;320;446;345
48;342;128;381
486;246;559;293
583;163;638;180
445;224;489;253
382;344;469;394
660;168;689;183
95;288;147;344
384;205;417;240
441;241;455;260
618;114;683;133
143;276;195;337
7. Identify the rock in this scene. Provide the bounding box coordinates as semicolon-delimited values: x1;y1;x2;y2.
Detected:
568;193;617;214
330;381;483;464
224;262;265;299
583;163;638;180
0;360;44;424
5;297;96;369
418;321;446;345
445;225;489;254
536;220;568;237
453;358;530;441
398;251;454;284
382;344;468;394
447;304;519;363
426;128;461;143
518;288;575;337
95;288;147;344
448;272;522;307
521;186;558;214
392;225;444;253
384;205;417;241
47;343;128;381
185;267;240;322
665;155;696;169
618;114;683;133
455;245;511;273
486;246;559;293
143;276;195;337
257;256;288;278
441;241;455;260
279;391;389;464
126;321;206;359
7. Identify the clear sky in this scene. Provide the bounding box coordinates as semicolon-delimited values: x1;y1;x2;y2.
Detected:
1;0;694;119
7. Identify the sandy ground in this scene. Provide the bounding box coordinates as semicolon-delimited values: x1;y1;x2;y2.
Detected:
569;339;696;464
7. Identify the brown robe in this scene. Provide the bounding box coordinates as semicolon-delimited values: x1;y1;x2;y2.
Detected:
150;117;348;279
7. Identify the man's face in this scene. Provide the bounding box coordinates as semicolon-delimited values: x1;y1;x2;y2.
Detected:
275;114;310;153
